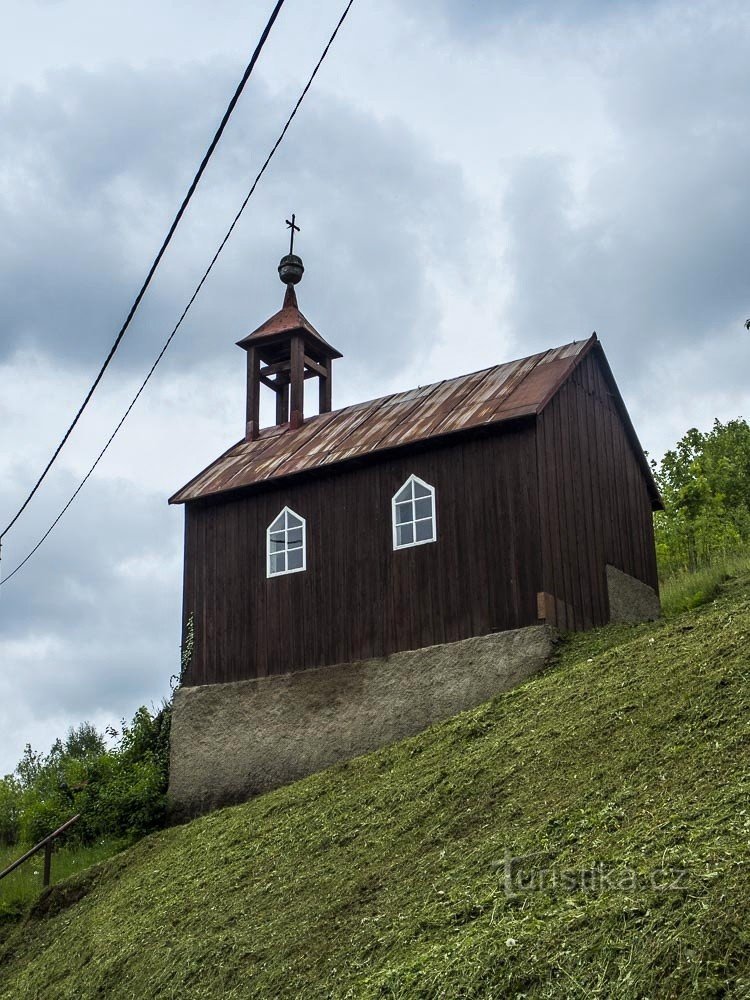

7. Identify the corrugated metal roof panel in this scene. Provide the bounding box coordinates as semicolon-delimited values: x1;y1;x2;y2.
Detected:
170;337;597;504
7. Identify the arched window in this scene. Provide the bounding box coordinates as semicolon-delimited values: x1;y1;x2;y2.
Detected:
267;507;306;577
392;475;436;550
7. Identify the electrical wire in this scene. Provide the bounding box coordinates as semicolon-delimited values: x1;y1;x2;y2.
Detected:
0;0;287;542
0;0;356;588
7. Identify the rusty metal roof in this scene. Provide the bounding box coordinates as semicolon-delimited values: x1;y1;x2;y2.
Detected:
236;284;342;360
170;336;618;505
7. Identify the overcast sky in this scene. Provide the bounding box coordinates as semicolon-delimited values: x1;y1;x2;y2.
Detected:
1;0;749;774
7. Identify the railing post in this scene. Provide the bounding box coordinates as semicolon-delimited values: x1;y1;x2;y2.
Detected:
43;841;53;887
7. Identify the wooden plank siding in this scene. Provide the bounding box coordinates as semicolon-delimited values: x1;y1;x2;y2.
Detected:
181;424;542;685
179;349;659;684
536;351;658;630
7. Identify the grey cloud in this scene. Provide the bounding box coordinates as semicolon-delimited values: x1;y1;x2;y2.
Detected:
0;470;181;770
0;63;224;365
406;0;664;33
501;11;750;393
0;63;476;382
0;475;179;644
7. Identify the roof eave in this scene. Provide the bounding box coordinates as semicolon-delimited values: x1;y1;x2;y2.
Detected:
169;410;539;506
169;436;247;505
236;326;343;359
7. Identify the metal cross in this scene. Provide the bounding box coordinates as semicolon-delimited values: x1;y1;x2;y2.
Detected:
285;213;300;255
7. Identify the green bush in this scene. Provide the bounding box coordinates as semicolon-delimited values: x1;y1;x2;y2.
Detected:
17;794;72;847
0;705;171;850
73;754;168;841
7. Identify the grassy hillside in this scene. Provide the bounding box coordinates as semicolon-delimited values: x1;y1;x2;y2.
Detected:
1;576;749;999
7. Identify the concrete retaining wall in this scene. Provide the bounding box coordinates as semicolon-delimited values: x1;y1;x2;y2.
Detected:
606;564;661;624
169;625;557;817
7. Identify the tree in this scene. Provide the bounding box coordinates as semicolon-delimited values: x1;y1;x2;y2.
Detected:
654;418;750;576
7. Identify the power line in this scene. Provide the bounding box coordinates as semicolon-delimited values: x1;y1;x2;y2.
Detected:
0;0;287;543
0;0;356;589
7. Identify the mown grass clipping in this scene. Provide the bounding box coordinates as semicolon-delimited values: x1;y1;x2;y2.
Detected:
1;574;749;999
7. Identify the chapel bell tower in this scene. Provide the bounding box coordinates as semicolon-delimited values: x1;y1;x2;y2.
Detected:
237;216;343;440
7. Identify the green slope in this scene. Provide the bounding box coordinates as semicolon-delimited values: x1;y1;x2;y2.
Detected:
2;578;749;1000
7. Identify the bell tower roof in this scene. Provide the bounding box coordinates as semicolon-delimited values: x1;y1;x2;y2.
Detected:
236;282;342;361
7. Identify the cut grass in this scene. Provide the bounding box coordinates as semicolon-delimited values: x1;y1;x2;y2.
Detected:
0;574;749;998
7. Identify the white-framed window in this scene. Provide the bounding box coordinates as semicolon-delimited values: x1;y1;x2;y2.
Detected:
267;507;307;578
392;475;437;550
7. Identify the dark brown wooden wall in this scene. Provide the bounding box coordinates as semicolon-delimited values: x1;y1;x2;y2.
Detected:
536;350;659;631
181;424;542;685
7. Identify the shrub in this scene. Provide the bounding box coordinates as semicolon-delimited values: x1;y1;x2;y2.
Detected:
4;705;171;849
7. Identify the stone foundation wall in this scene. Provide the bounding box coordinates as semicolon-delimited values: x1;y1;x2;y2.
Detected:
606;564;661;624
169;625;557;818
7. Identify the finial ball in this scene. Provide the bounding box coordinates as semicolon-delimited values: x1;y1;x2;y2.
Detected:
278;253;304;285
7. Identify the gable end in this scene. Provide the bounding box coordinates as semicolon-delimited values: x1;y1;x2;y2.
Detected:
539;340;662;512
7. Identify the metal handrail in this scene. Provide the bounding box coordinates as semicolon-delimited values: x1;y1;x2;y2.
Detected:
0;814;81;888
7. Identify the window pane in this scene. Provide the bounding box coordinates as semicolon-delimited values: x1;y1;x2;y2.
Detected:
287;548;303;571
270;512;285;532
395;481;413;503
269;532;286;553
270;552;286;574
415;497;433;520
287;527;303;547
397;523;414;546
395;501;413;525
415;518;434;542
413;480;430;499
286;511;302;529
